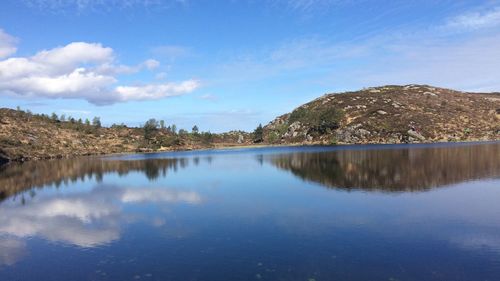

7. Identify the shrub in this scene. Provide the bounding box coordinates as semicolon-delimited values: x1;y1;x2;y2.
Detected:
160;135;182;147
267;132;280;144
201;132;214;144
289;106;344;134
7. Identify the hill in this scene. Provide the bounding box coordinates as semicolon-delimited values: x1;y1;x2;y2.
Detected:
264;85;500;144
0;109;250;163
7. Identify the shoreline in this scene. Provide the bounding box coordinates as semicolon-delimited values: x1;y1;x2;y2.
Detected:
2;139;498;167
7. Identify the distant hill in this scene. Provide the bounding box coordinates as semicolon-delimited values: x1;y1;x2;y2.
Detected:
264;85;500;144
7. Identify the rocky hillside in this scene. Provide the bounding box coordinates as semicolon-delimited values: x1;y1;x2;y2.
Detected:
0;108;250;163
265;85;500;144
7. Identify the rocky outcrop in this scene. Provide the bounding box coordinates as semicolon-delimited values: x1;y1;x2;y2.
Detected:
264;85;500;145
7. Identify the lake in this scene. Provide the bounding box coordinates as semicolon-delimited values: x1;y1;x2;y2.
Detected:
0;142;499;281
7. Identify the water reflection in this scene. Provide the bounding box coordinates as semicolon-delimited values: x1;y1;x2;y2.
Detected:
0;185;201;249
0;157;192;201
1;143;499;202
266;143;500;191
0;238;26;267
0;143;500;280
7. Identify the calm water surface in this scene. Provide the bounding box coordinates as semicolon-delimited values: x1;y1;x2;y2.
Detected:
0;142;499;281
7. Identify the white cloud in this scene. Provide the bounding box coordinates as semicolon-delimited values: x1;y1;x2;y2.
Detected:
0;41;198;105
0;29;17;59
143;58;160;70
114;80;200;102
444;6;500;31
35;41;113;69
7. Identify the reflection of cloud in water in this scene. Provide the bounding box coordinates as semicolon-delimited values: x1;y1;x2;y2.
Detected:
121;188;201;204
451;233;500;254
0;186;201;248
0;238;27;266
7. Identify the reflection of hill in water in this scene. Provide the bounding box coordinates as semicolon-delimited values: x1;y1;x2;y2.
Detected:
267;143;500;192
0;157;190;201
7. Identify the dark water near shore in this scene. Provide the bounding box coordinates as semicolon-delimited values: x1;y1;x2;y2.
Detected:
0;142;499;281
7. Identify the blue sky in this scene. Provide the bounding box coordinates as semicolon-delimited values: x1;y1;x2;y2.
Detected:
1;0;500;132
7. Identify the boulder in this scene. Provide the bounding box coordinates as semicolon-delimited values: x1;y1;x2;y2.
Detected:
407;129;426;141
237;134;244;144
284;121;303;138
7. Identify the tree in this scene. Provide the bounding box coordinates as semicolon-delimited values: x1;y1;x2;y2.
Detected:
171;124;177;134
51;112;58;122
253;124;264;143
192;125;199;134
178;129;188;136
60;114;66;122
92;117;101;128
144;118;159;140
160;120;165;129
85;118;91;126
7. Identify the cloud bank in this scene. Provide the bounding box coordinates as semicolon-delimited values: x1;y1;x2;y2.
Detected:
0;36;199;105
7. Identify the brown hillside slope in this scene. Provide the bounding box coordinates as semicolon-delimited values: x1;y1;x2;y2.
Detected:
0;108;139;162
265;85;500;144
0;109;250;163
